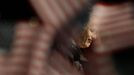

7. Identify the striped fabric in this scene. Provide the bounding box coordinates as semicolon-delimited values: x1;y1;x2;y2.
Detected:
7;21;38;75
30;0;88;27
90;2;134;53
3;21;82;75
28;0;88;75
83;51;118;75
28;24;58;75
0;51;7;75
0;0;89;75
2;0;134;75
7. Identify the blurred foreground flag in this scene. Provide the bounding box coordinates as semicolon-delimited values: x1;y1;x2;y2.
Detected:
90;2;134;53
30;0;88;27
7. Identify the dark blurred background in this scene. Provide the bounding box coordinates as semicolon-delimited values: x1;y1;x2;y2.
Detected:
0;0;36;21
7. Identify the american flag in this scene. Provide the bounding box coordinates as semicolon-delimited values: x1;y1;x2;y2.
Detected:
0;0;89;75
90;2;134;53
7;21;38;75
82;1;134;75
28;0;88;75
0;0;133;75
